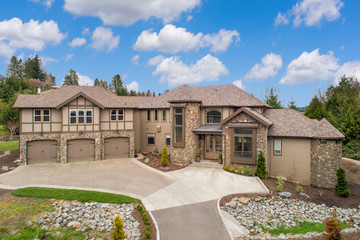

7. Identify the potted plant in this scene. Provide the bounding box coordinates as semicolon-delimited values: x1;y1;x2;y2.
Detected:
218;154;223;164
196;152;201;162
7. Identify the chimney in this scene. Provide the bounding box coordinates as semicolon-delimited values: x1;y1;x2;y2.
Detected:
37;88;41;94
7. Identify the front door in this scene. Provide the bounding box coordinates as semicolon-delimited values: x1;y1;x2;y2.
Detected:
205;135;222;159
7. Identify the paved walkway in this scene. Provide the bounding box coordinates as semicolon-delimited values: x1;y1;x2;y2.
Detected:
0;159;268;240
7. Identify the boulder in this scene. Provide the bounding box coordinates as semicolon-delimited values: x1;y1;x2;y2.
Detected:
239;197;250;204
229;201;237;208
144;158;150;163
278;192;292;199
299;192;310;199
1;166;9;171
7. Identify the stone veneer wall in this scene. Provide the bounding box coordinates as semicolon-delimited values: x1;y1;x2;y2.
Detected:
311;139;342;188
223;112;267;166
20;130;134;164
171;103;200;164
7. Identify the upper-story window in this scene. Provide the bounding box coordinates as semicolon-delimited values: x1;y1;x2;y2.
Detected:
154;110;158;122
70;109;92;124
111;109;124;121
146;110;151;122
173;108;184;147
34;109;50;122
206;110;221;124
162;109;166;122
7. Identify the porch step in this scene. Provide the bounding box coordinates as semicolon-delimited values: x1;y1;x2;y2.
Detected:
190;160;223;169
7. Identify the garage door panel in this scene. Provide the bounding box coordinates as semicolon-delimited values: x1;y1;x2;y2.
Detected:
67;139;95;162
104;138;129;159
27;140;57;164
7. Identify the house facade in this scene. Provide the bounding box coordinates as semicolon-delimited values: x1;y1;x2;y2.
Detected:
14;84;344;188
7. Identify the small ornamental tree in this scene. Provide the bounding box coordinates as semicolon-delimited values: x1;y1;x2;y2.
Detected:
324;210;342;240
161;145;168;166
334;167;350;197
112;215;126;240
255;151;268;179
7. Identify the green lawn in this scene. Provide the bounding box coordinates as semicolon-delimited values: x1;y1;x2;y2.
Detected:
12;187;141;204
0;125;10;136
0;140;19;151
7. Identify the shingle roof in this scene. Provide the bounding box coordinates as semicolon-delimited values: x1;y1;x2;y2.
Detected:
192;125;223;133
139;84;269;108
13;86;150;109
220;107;273;127
264;109;344;139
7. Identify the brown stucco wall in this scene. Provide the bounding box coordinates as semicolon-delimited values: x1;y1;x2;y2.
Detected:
310;139;342;188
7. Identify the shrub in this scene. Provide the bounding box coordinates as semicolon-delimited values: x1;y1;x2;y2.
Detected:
276;176;284;192
229;166;236;172
136;204;143;211
296;186;304;193
145;219;150;226
223;164;230;171
237;167;244;173
145;230;151;239
112;215;126;240
142;213;147;219
161;146;169;166
255;151;268;179
134;148;138;157
142;237;147;240
324;210;342;240
196;152;200;158
244;168;255;176
334;167;350;197
145;226;150;232
218;154;223;160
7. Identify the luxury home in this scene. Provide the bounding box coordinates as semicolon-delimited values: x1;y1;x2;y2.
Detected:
14;84;344;188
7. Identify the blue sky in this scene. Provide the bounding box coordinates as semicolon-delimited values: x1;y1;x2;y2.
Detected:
0;0;359;106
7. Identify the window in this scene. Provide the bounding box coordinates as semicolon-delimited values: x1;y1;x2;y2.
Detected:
154;110;158;122
320;139;327;144
86;110;93;123
70;109;77;124
111;109;124;121
274;139;281;156
165;133;171;146
34;109;50;122
173;108;184;147
146;110;151;122
70;109;92;124
234;129;253;159
78;109;85;124
336;140;341;144
147;133;155;145
162;109;166;122
206;110;222;124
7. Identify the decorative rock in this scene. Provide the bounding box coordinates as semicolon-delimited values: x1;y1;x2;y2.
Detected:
73;221;81;228
299;192;310;199
38;218;44;225
278;192;292;199
229;201;237;208
41;225;48;230
144;158;150;163
239;197;250;204
26;220;33;226
163;167;170;171
1;166;9;171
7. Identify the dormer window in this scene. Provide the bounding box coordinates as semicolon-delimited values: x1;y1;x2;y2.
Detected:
206;110;221;124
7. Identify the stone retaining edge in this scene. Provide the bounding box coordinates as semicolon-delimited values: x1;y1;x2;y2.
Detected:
342;157;360;165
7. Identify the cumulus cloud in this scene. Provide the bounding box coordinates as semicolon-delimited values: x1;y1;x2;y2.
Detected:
30;0;54;8
275;0;344;27
64;0;201;26
244;53;282;81
63;54;74;62
78;73;94;86
89;27;120;52
152;54;228;87
131;55;139;65
279;49;339;85
69;37;87;47
134;24;239;54
82;27;90;36
40;56;57;66
148;55;165;66
126;81;140;92
233;79;245;90
0;18;66;58
335;61;360;83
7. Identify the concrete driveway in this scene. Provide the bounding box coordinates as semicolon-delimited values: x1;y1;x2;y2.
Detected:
0;159;268;240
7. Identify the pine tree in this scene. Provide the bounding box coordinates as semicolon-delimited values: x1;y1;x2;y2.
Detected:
288;98;299;111
94;78;100;86
334;167;350;197
161;146;168;166
24;54;46;81
264;87;282;109
304;95;326;120
255;151;268;179
112;215;126;240
324;210;342;240
63;69;79;86
6;56;24;79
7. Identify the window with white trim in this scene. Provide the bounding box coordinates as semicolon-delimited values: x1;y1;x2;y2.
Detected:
34;109;50;122
274;139;282;156
165;133;171;146
70;109;92;124
111;109;124;121
147;133;155;145
86;109;93;123
70;109;77;124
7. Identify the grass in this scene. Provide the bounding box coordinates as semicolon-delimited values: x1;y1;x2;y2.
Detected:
265;221;347;236
0;140;19;151
3;226;87;240
12;187;141;204
0;125;10;136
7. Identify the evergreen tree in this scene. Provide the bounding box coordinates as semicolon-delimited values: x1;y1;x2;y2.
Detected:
129;90;137;96
94;78;100;86
63;69;79;86
0;93;19;139
112;215;126;240
288;98;299;111
255;151;268;179
111;74;123;94
44;72;56;86
100;79;108;89
6;56;24;79
161;146;169;166
146;90;151;97
334;167;350;197
264;87;282;109
304;95;326;120
24;54;46;81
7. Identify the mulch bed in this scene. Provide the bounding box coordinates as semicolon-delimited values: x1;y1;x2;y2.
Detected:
132;206;157;240
138;152;187;172
0;150;20;174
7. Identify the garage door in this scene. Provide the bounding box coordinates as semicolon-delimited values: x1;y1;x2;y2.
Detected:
27;140;57;164
104;137;129;159
67;139;95;162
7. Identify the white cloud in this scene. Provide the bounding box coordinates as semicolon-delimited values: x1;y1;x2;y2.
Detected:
335;61;360;83
134;24;239;54
78;73;93;86
244;53;282;81
63;54;74;62
64;0;201;26
40;56;57;66
30;0;54;8
89;27;120;52
131;55;140;65
279;49;339;85
82;27;90;36
0;18;66;58
275;0;344;27
233;79;245;90
186;15;193;22
69;37;87;47
126;81;139;92
148;55;165;66
152;54;228;87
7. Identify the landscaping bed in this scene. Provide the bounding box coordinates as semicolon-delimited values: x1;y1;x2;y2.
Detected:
0;149;20;174
138;152;187;172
